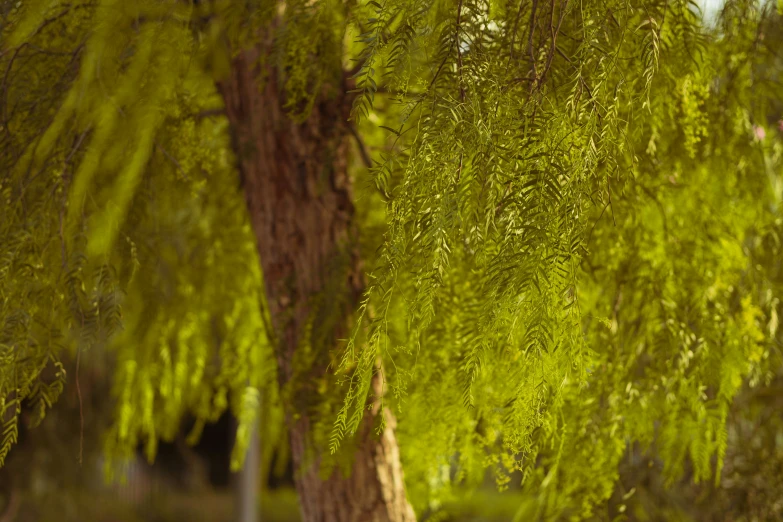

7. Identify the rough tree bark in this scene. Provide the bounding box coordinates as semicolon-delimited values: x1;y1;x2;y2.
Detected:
217;40;416;522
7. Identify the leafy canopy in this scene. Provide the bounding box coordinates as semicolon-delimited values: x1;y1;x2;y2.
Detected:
2;0;783;518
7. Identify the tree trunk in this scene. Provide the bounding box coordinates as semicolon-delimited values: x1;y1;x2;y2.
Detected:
218;42;415;522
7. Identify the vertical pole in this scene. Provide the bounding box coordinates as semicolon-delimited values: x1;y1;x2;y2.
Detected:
236;419;260;522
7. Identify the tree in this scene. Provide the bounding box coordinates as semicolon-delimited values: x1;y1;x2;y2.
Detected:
1;0;782;521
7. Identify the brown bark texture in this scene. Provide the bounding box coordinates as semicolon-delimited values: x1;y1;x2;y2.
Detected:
217;39;416;522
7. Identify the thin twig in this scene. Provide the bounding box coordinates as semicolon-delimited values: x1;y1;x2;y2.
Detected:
538;0;570;88
76;346;84;466
59;130;89;270
348;124;373;168
528;0;540;80
509;0;527;60
455;0;466;102
193;107;226;120
607;178;616;226
154;141;190;180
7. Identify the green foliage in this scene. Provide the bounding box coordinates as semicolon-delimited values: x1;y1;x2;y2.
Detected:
2;0;783;519
0;0;276;474
334;0;783;516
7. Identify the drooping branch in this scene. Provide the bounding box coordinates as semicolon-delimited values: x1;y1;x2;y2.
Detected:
537;0;570;88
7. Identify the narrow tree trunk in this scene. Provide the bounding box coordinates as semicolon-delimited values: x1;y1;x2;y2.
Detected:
218;43;415;522
236;419;260;522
